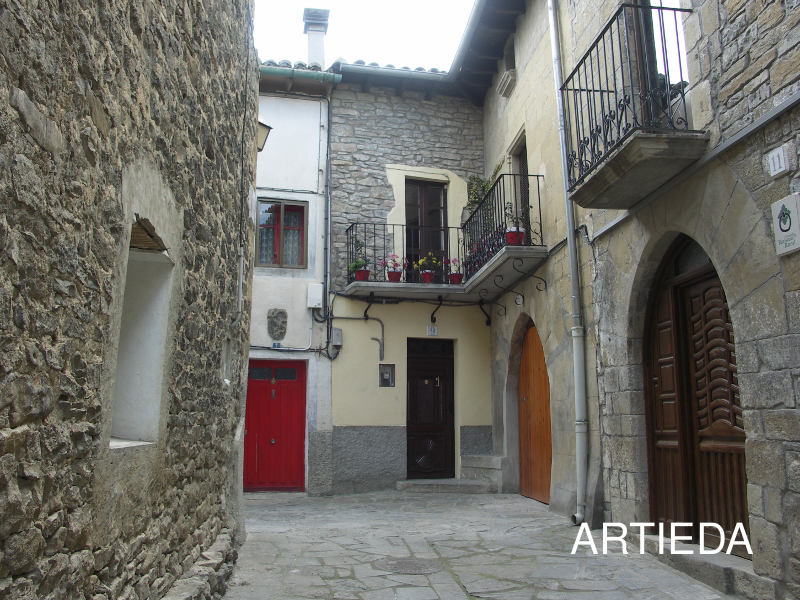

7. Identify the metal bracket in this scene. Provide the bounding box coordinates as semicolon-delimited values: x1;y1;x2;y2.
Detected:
493;274;523;306
431;295;444;323
478;299;491;326
479;289;507;316
364;292;375;319
512;257;547;292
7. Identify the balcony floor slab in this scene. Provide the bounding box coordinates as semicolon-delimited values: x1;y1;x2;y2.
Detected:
570;130;709;210
343;245;549;302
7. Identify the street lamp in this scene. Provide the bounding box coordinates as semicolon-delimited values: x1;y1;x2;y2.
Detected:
257;118;272;152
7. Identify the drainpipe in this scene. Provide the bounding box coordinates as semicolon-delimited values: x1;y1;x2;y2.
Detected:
547;0;589;526
230;244;245;328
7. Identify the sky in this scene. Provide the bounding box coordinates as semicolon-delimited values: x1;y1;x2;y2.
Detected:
253;0;476;73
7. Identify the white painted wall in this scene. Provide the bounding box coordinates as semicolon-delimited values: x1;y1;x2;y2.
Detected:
252;94;327;349
257;96;323;193
111;250;174;442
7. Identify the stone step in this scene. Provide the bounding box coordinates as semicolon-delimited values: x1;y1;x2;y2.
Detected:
396;478;498;494
626;532;777;599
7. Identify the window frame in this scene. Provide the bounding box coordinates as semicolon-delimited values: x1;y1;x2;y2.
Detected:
256;199;308;269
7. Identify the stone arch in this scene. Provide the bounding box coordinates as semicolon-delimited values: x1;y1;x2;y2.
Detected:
599;159;787;526
499;312;535;494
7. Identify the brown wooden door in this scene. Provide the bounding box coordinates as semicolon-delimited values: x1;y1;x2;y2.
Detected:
406;180;447;282
645;236;748;556
681;274;747;554
407;352;454;480
518;326;552;503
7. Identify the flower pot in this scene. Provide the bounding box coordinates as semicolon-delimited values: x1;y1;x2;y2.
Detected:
387;269;402;282
420;270;434;283
449;273;463;284
506;228;525;245
354;269;370;281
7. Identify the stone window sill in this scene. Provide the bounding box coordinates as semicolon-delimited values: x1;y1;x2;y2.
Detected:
109;437;155;449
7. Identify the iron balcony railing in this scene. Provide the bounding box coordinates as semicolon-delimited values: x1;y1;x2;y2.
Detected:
462;174;543;280
346;174;543;285
346;223;466;284
561;3;696;189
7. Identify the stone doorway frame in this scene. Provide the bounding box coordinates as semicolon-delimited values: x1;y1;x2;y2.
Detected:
596;160;791;584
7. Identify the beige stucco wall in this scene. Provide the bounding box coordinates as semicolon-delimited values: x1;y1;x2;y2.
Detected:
479;0;602;518
330;297;492;476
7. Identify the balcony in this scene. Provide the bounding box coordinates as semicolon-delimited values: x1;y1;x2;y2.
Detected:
344;175;548;302
562;3;708;210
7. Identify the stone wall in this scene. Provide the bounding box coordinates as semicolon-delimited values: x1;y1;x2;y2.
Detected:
590;0;800;594
479;0;603;523
0;0;257;598
328;84;484;288
684;0;800;148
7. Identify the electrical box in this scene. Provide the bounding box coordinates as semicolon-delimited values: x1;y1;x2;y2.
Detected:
307;283;324;308
379;364;395;387
331;327;343;346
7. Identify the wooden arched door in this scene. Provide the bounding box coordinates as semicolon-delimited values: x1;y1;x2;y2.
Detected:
644;236;748;556
518;326;552;503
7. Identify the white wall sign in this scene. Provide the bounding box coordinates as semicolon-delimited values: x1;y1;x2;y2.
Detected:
427;325;438;336
767;146;788;177
772;194;800;256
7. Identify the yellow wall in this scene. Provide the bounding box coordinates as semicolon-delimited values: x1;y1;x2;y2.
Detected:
330;297;492;475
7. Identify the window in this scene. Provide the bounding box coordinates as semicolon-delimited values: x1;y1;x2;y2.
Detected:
111;226;174;444
256;200;307;268
497;38;517;98
406;180;447;281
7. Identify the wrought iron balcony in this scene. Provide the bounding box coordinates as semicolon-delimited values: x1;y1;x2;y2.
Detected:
344;175;547;301
561;3;708;209
462;174;543;279
345;222;466;285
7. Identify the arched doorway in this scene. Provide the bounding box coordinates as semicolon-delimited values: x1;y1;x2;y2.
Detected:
644;235;748;555
517;325;552;503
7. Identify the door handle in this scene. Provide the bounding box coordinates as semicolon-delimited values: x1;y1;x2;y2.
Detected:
435;376;440;387
520;397;526;402
271;439;275;444
271;390;275;398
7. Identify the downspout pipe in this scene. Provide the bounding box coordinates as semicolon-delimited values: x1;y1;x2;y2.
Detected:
547;0;589;526
230;245;245;327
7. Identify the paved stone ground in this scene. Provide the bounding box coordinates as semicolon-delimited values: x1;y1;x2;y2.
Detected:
226;492;734;600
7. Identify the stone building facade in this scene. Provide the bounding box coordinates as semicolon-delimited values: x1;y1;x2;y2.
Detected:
329;83;485;287
0;0;257;598
307;0;800;597
479;0;800;596
323;78;494;494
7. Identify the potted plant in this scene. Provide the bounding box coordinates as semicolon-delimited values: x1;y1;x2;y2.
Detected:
505;201;525;245
349;238;370;281
445;258;463;284
349;257;370;281
414;252;441;283
380;254;407;282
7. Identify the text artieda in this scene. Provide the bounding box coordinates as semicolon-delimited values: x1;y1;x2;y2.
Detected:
571;522;752;555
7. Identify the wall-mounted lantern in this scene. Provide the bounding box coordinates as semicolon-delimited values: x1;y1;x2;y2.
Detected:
257;117;272;152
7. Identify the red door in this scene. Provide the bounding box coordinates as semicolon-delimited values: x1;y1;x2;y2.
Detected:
244;360;306;491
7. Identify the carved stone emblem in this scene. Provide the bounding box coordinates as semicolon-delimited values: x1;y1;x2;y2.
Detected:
267;309;288;340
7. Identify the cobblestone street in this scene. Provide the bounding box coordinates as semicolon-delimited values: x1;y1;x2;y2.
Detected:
226;492;732;600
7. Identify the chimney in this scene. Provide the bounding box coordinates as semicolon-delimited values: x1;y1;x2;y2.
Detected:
303;8;329;70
